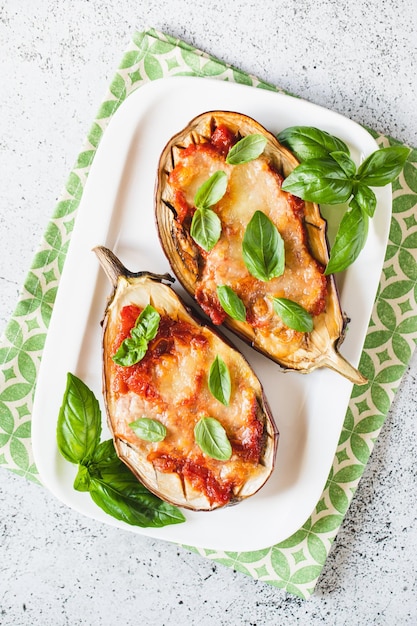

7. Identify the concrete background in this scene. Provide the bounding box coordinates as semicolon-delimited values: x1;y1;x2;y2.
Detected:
1;1;416;624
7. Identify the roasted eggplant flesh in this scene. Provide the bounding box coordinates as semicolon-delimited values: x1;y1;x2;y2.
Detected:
155;111;366;385
95;246;278;512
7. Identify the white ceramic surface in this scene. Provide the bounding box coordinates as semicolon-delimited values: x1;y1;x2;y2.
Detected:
31;77;391;551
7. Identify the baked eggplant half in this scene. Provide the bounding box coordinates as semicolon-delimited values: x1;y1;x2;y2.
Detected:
155;111;366;385
94;246;278;512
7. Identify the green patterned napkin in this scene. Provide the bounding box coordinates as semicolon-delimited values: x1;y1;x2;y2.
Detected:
1;29;416;599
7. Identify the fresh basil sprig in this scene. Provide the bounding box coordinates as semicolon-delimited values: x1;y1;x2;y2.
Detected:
129;417;167;442
226;134;267;165
272;297;314;332
208;355;231;406
112;305;160;367
242;210;285;281
57;373;185;527
216;285;246;322
190;170;227;251
278;126;410;273
194;417;232;461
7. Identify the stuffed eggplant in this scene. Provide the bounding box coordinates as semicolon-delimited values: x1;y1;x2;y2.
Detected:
94;246;278;512
155;111;366;385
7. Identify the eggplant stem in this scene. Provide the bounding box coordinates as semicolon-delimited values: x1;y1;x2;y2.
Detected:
93;246;175;287
323;350;368;386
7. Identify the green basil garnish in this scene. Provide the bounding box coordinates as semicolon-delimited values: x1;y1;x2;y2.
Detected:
129;417;167;442
278;126;410;273
216;285;246;322
226;134;267;165
356;145;410;187
325;200;369;275
57;372;102;464
56;373;185;527
194;170;228;210
272;297;314;333
329;151;356;178
354;183;377;217
112;305;160;367
281;156;353;204
190;170;227;251
88;459;185;528
190;207;222;251
208;355;231;406
242;210;285;281
194;417;232;461
277;126;350;161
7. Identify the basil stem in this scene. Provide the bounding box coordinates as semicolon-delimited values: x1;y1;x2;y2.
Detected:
272;298;314;333
129;417;167;442
190;207;222;251
216;285;246;322
242;210;285;281
112;305;160;367
226;134;267;165
208;355;231;406
277;126;350;161
325;200;369;275
194;170;228;210
194;417;232;461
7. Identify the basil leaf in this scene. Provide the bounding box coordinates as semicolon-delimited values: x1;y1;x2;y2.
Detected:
226;134;267;164
208;356;231;406
113;336;148;366
89;463;186;527
90;439;120;469
356;146;410;186
354;183;377;217
194;417;232;461
190;207;222;251
330;151;356;178
194;170;228;210
112;305;160;367
272;298;314;333
281;157;354;204
325;200;369;274
57;372;101;465
217;285;246;322
277;126;350;161
129;417;167;442
138;305;161;342
242;210;285;281
73;464;91;492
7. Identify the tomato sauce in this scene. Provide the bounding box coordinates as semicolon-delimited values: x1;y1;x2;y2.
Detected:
111;305;207;399
150;453;234;506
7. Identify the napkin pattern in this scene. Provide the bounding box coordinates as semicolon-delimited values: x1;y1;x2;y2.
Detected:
1;29;416;599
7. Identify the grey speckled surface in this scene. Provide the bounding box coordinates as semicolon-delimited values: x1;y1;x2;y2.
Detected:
1;1;417;624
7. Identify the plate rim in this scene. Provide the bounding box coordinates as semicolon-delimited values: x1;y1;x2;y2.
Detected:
31;76;391;551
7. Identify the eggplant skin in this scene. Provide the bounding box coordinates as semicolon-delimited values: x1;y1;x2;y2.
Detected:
155;111;367;385
95;246;278;512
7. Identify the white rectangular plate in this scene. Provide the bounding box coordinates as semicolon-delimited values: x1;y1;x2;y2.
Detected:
32;77;391;551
